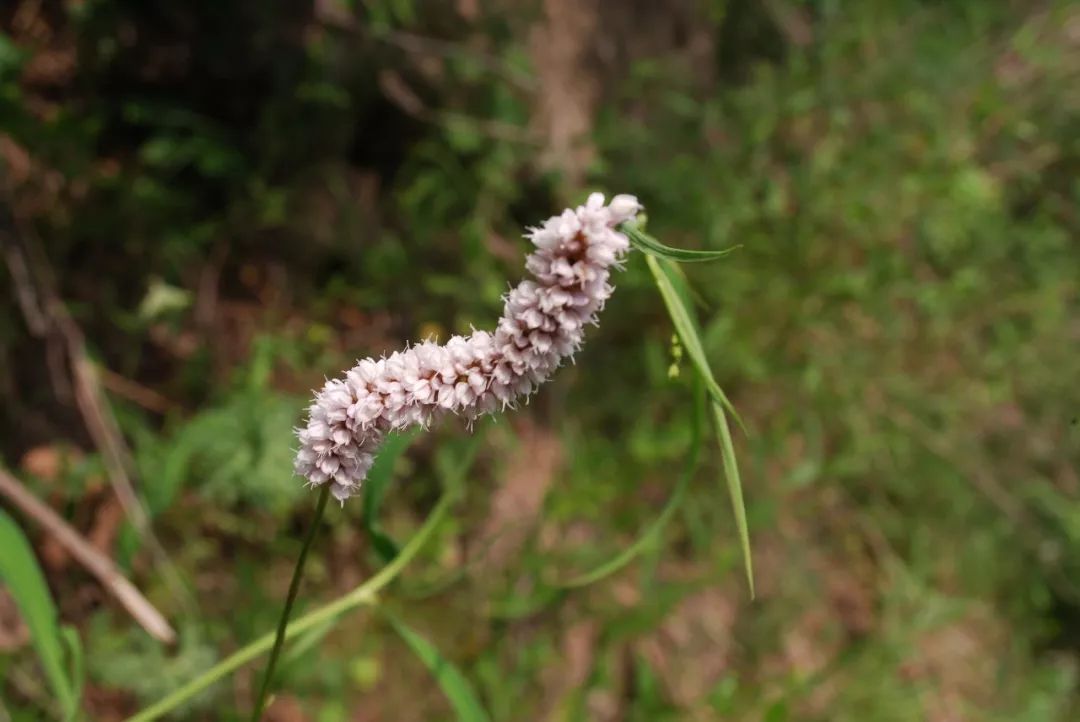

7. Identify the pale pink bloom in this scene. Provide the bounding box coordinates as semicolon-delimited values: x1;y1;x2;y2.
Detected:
295;193;641;500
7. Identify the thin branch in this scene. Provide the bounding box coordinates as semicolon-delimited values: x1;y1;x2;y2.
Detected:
1;239;72;400
0;467;176;644
98;368;174;415
1;240;48;334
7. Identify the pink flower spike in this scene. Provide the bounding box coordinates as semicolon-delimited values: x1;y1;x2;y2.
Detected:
294;193;641;499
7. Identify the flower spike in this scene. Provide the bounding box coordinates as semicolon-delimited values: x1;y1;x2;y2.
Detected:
295;193;641;500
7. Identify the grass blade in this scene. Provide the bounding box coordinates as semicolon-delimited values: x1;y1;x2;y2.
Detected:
387;614;492;722
623;224;740;262
558;385;705;588
0;508;77;714
712;401;754;598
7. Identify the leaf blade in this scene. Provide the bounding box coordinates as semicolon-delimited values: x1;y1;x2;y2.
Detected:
388;615;492;722
712;401;754;598
623;223;740;262
0;508;76;713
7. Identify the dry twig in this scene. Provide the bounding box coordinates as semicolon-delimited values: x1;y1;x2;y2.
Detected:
97;368;173;415
0;467;176;643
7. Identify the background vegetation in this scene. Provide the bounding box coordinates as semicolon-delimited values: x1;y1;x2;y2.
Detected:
1;0;1078;719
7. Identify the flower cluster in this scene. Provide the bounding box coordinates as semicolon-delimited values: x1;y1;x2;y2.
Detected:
295;193;641;500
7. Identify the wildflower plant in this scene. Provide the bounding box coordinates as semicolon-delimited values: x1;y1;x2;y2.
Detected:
129;193;750;722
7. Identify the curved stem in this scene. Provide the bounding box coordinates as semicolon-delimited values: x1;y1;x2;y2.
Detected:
125;493;454;722
250;483;331;721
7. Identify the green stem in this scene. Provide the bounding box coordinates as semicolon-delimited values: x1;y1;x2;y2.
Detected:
250;484;331;721
125;492;454;722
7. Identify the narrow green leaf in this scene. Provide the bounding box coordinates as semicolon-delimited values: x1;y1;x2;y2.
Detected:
362;430;420;562
0;508;76;713
644;254;754;596
367;525;400;562
558;385;706;588
388;615;492;722
713;402;754;598
645;255;744;429
623;223;740;263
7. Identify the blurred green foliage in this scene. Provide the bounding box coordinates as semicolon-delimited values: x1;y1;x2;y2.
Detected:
1;0;1079;720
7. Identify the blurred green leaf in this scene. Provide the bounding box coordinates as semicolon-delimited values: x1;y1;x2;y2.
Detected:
0;508;78;716
139;133;244;178
444;114;485;153
0;34;28;77
137;277;192;321
348;654;382;691
91;622;217;714
142;391;303;514
764;699;790;722
388;615;491;722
